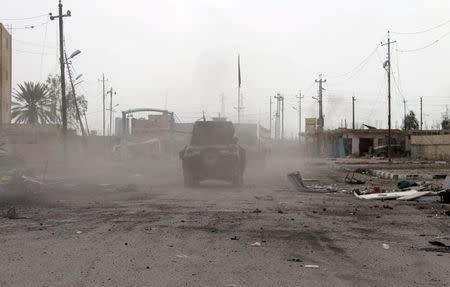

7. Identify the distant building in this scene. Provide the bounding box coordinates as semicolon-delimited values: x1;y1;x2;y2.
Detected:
0;23;12;124
321;128;406;157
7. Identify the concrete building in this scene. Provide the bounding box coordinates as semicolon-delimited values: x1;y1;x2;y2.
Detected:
0;23;12;124
410;130;450;160
322;128;406;157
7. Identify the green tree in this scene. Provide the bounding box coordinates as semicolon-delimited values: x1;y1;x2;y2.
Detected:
442;115;450;130
45;74;88;129
403;110;419;130
12;82;55;124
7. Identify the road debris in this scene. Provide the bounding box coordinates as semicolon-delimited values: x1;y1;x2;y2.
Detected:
287;171;337;193
397;180;417;189
6;207;18;219
354;189;431;201
382;243;390;250
302;264;319;268
429;241;448;248
175;254;189;258
230;236;239;240
345;172;365;184
287;258;303;262
250;242;262;247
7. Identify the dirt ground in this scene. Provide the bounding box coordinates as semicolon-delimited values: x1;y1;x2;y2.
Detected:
0;157;449;287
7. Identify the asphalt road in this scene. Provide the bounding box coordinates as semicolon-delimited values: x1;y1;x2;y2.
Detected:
0;158;449;286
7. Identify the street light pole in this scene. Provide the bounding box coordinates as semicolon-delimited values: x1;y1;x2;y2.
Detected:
50;0;71;168
65;51;86;137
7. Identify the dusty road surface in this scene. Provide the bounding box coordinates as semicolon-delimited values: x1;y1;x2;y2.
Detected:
1;157;449;287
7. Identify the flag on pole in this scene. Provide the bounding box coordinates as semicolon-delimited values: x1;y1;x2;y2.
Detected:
238;55;241;88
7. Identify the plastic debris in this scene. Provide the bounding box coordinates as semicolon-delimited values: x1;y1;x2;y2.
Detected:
382;243;390;250
250;242;262;247
76;230;82;234
303;264;319;268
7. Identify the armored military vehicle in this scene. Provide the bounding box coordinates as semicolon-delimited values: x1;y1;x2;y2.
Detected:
179;121;246;187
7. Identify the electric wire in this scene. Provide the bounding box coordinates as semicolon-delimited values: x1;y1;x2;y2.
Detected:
396;30;450;53
391;19;450;35
0;14;48;21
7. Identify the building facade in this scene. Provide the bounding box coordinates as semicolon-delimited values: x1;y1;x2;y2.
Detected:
0;23;12;124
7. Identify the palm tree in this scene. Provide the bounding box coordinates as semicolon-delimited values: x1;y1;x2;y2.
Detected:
12;82;55;124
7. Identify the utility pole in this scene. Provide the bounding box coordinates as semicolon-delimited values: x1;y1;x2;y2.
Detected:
269;96;272;138
50;0;71;168
237;55;242;123
420;97;423;130
352;96;356;130
281;95;285;140
101;74;107;136
107;88;116;136
402;98;407;131
381;31;396;163
274;93;282;139
297;91;304;145
315;74;326;131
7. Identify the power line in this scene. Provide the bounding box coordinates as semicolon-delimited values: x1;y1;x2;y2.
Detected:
13;38;56;49
391;19;450;35
396;30;450;53
0;14;48;21
327;43;380;80
13;48;55;55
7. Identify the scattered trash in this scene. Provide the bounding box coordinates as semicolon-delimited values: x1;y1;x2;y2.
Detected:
76;230;82;234
354;168;371;175
429;241;448;248
6;207;18;219
176;254;189;258
354;189;431;201
303;264;319;268
445;210;450;216
397;180;418;189
252;208;262;213
443;176;450;190
287;258;303;262
230;236;239;240
439;190;450;203
250;242;262;247
382;243;390;250
287;171;337;193
345;173;365;184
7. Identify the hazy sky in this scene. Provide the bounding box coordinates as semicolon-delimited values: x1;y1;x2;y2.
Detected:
2;0;450;135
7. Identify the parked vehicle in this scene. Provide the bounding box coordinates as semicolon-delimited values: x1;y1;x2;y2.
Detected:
371;144;410;157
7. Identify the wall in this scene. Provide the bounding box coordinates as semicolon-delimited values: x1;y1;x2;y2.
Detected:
411;134;450;160
1;124;119;164
0;23;12;124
